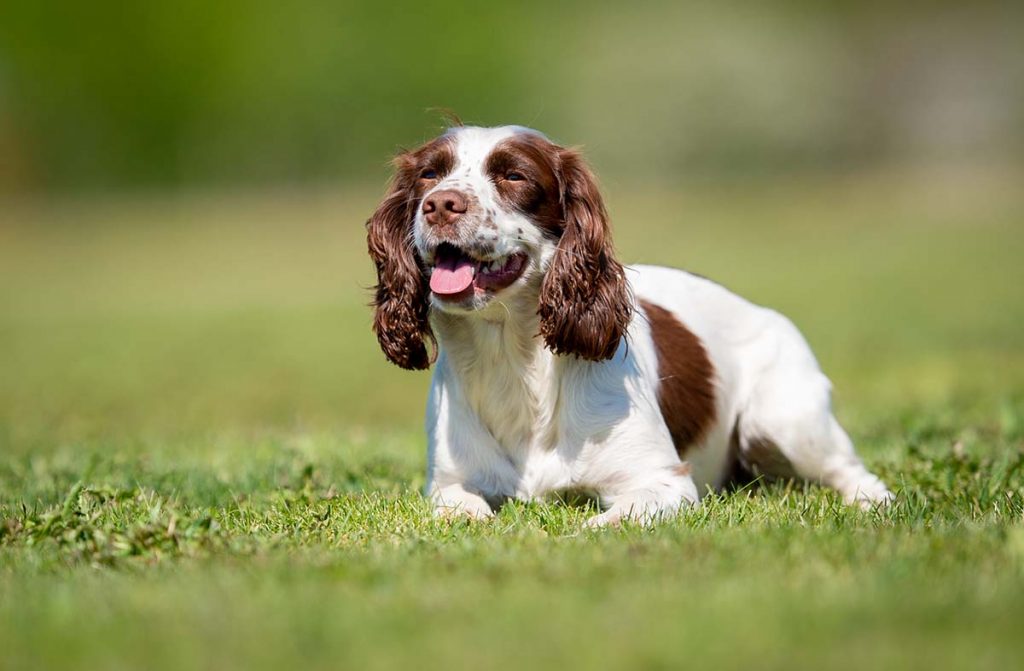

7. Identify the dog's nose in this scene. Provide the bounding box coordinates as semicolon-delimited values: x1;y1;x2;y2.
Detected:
422;189;468;227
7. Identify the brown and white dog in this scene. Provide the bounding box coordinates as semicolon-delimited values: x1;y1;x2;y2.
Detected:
366;125;891;525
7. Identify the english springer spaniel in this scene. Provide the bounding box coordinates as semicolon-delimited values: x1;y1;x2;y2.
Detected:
366;125;891;526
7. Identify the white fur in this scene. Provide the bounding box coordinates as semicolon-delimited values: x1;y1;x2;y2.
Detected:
414;126;891;525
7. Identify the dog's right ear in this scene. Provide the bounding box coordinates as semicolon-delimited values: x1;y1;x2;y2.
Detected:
366;152;435;370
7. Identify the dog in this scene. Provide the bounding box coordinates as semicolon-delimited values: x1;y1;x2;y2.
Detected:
366;124;892;525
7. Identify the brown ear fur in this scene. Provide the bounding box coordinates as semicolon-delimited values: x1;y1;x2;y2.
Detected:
366;153;435;370
538;149;632;361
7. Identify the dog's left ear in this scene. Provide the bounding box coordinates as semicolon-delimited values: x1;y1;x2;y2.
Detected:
538;148;632;361
366;152;435;370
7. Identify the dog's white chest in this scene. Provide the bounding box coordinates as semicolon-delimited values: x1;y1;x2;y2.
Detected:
462;357;583;499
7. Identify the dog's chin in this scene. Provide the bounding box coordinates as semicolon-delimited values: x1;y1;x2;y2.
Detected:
429;286;521;315
425;242;531;315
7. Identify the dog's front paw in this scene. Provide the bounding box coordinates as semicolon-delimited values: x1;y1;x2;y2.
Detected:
584;505;668;529
433;501;495;521
584;509;623;529
431;485;495;521
847;484;895;510
587;472;697;528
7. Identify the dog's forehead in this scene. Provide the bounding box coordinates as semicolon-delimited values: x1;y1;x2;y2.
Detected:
445;125;549;171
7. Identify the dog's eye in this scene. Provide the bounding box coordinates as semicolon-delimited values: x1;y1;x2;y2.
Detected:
505;172;525;182
420;169;438;180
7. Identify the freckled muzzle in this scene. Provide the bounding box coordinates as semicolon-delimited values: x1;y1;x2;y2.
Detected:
428;242;528;301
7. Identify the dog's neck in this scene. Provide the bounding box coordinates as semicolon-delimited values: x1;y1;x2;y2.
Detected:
431;291;561;453
433;294;545;365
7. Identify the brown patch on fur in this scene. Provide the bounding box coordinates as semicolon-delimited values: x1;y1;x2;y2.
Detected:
366;135;456;369
485;134;563;234
641;300;717;457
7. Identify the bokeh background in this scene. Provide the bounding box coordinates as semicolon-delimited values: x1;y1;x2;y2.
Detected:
3;2;1023;191
1;0;1022;450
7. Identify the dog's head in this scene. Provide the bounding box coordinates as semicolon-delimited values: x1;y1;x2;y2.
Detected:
366;125;631;370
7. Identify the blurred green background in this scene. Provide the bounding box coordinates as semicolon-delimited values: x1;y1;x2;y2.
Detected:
1;1;1022;192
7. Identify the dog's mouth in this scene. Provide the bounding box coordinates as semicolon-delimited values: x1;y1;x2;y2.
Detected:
428;242;528;301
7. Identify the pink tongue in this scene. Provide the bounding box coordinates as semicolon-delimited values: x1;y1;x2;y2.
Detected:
430;255;476;295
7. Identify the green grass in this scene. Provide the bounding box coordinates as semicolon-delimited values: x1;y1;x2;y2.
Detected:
2;170;1024;670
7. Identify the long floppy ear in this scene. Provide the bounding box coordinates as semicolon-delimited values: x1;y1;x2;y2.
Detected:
366;154;435;370
538;149;632;361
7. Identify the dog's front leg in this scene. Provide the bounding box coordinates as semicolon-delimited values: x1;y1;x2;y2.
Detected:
424;363;511;522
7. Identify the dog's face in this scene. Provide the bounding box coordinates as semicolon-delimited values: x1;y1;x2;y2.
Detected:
366;125;631;370
413;126;560;314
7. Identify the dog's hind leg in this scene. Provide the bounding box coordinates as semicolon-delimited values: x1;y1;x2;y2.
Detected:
736;319;891;506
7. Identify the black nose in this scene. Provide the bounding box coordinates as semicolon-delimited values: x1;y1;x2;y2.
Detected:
422;189;468;226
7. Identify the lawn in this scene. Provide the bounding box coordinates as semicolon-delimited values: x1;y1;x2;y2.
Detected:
2;169;1023;670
